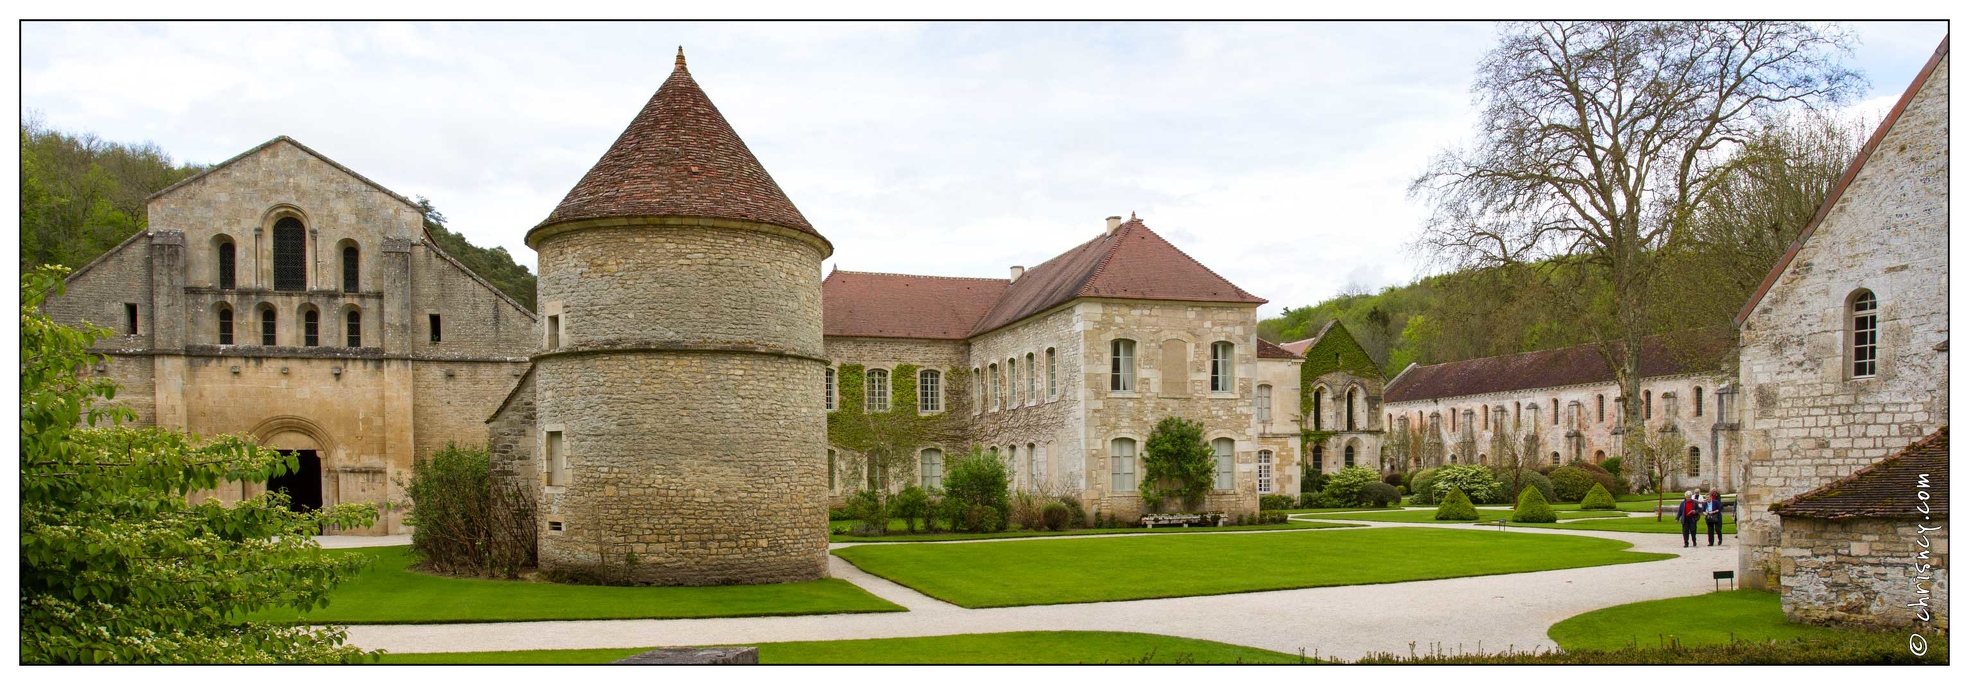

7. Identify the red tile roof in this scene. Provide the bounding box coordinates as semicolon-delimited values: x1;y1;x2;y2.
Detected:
966;218;1266;336
1737;36;1948;326
823;270;1008;339
541;50;820;237
1278;320;1339;357
1775;426;1948;520
1383;329;1733;403
1257;338;1300;360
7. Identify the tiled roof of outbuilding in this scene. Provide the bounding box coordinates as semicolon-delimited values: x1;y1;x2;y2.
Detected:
1774;427;1948;520
1257;338;1301;360
541;49;819;237
965;218;1266;336
822;270;1008;340
1382;329;1733;403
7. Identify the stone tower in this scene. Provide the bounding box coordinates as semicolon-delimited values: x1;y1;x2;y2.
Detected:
524;49;834;585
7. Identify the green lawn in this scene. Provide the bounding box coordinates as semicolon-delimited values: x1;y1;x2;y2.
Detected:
1513;514;1736;535
377;631;1304;664
1297;508;1629;524
833;527;1672;608
833;520;1354;543
252;546;902;624
1551;590;1873;651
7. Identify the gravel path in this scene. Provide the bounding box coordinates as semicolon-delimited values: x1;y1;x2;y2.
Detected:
341;515;1736;661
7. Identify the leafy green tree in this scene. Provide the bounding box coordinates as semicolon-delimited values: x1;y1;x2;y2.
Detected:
939;448;1010;532
1140;417;1215;512
20;266;378;664
1435;487;1479;521
19;116;204;271
1511;485;1560;523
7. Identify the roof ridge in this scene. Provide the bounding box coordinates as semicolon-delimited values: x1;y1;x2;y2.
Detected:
1737;35;1949;325
147;136;422;211
831;269;1009;283
1103;219;1264;304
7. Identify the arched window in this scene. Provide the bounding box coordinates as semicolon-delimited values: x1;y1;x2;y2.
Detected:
825;368;836;411
1256;384;1273;423
1027;442;1038;485
1597;394;1605;423
1110;339;1136;392
341;244;360;292
1345;388;1358;430
1644;390;1653;420
1551;452;1561;466
1482;408;1488;430
988;363;1000;409
1212;438;1235;490
258;306;277;345
920;448;943;489
1045;347;1057;398
1687;446;1702;478
216;238;236;290
301;307;319;347
1552;398;1559;424
216;305;234;345
972;367;982;412
918;369;942;413
1210;341;1234;392
865;369;890;412
1448;453;1457;464
1479;453;1488;465
272;217;307;292
1257;450;1274;494
1110;438;1137;491
1694;387;1704;417
1595;449;1606;462
1007;357;1019;406
1344;443;1356;468
1025;352;1036;402
345;308;362;347
1851;290;1878;378
1311;445;1324;475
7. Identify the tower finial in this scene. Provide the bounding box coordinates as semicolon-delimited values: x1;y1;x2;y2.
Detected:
676;46;687;69
1130;211;1137;220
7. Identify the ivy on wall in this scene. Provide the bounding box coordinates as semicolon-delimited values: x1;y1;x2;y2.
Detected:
1298;322;1385;463
826;363;971;491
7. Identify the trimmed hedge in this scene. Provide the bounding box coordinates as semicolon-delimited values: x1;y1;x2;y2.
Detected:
1579;483;1617;510
1490;467;1556;505
1435;487;1479;521
1408;468;1441;505
1511;485;1559;523
1259;494;1297;511
1550;466;1598;503
1430;464;1501;504
1359;482;1401;508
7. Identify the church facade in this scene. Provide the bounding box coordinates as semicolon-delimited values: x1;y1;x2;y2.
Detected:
45;137;537;534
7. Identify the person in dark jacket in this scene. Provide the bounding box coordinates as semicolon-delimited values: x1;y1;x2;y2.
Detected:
1677;491;1700;547
1704;489;1726;546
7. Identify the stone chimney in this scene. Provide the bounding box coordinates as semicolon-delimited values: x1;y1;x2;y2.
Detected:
1105;216;1123;233
1009;265;1024;282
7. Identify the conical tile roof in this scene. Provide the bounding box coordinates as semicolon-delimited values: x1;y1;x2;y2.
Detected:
542;49;818;236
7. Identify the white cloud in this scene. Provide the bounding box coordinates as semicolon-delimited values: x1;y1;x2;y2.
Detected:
19;20;1947;319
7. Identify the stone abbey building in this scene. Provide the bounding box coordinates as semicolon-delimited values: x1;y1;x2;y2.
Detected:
46;137;537;534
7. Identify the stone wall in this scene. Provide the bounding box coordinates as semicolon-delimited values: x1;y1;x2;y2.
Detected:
532;219;830;585
1076;299;1262;518
969;306;1082;493
1779;516;1949;630
1307;367;1385;474
485;367;539;565
1737;54;1949;589
822;335;970;500
1252;357;1303;497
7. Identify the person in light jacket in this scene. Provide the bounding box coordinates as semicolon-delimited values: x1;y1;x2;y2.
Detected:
1704;488;1726;546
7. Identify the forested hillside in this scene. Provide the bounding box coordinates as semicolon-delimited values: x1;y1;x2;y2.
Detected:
19;119;538;311
1261;112;1868;377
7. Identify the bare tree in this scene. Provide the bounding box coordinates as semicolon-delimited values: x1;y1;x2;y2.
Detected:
1412;22;1861;469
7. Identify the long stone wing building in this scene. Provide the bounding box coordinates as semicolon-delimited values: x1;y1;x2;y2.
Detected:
1734;37;1948;628
45;137;537;534
819;214;1303;519
1381;331;1736;492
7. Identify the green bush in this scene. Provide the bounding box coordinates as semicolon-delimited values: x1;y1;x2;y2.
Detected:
1490;466;1557;504
1381;471;1404;487
827;507;855;521
1320;466;1382;507
1302;470;1330;495
1057;494;1087;528
1040;502;1071;531
405;443;535;578
1512;486;1559;523
1298;492;1323;509
1359;482;1401;508
1430;464;1500;504
1435;487;1479;520
845;489;889;536
1568;459;1628;496
940;448;1010;532
1579;483;1617;510
890;485;932;533
1255;511;1287;524
1141;417;1216;512
1549;466;1597;503
1259;494;1296;510
1599;456;1623;480
1407;468;1441;504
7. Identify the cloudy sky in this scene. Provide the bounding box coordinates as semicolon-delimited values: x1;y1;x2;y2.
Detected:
19;21;1947;316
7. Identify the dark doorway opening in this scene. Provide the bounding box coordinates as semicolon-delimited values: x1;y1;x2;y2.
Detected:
268;449;322;512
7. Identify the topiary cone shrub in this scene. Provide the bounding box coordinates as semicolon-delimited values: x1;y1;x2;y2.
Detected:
1512;485;1559;523
1579;483;1617;510
1435;487;1479;521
